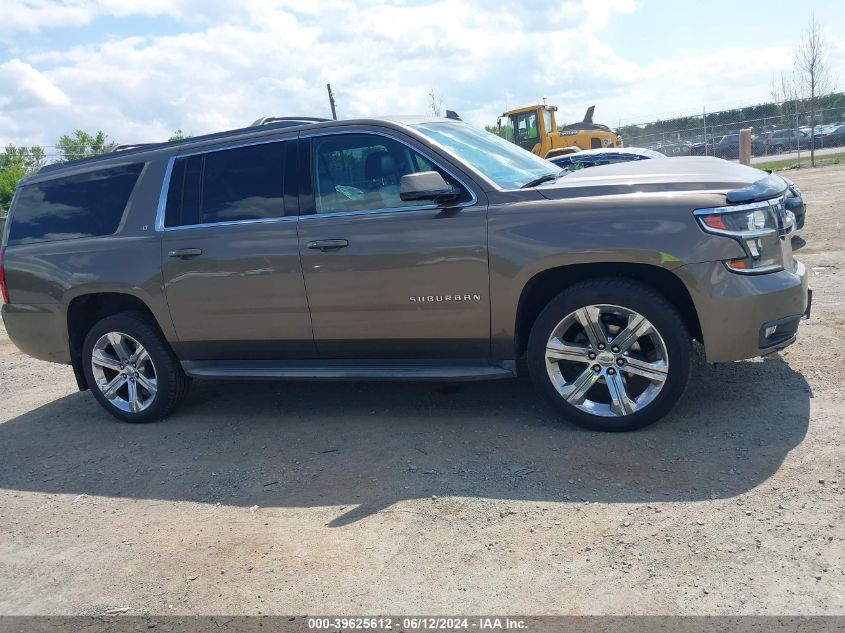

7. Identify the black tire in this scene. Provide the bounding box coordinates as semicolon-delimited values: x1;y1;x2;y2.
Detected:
82;311;190;423
527;279;691;432
774;144;785;154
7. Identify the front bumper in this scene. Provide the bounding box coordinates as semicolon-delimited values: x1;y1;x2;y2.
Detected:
676;259;809;363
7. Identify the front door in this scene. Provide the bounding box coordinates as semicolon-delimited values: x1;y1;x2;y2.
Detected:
159;139;315;360
296;131;489;359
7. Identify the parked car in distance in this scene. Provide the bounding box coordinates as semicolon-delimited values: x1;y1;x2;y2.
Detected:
815;123;845;148
0;117;810;432
755;129;810;155
688;141;713;156
652;143;691;157
549;147;665;170
714;134;743;159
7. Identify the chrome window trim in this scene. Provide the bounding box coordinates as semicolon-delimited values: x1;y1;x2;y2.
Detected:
298;128;479;218
160;215;298;232
153;157;175;232
299;203;440;221
154;136;294;232
154;128;480;230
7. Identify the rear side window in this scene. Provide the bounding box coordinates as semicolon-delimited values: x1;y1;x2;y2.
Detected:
164;142;285;228
8;163;144;245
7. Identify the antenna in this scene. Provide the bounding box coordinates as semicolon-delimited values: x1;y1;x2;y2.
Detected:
326;83;338;121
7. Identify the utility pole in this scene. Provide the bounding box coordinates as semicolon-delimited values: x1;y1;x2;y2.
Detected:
326;83;337;121
702;106;708;154
794;82;801;166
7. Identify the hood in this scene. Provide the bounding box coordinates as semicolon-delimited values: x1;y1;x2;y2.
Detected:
540;157;787;203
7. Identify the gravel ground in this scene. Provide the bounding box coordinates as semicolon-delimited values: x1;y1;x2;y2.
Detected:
0;165;843;616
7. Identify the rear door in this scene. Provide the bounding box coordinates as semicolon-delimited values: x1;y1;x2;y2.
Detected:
159;138;315;360
296;129;490;359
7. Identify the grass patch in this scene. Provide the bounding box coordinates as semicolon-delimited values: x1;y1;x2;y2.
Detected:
754;151;845;172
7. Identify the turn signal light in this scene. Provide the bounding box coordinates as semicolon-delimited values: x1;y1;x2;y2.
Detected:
700;215;728;230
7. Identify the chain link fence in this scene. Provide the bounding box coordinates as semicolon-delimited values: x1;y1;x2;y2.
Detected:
616;93;845;159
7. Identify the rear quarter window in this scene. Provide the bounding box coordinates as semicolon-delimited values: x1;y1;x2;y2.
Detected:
7;163;144;246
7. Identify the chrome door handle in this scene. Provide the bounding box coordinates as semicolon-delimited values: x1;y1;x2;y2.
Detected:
168;248;203;258
306;239;349;251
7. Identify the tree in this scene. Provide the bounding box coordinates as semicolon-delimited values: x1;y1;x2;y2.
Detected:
0;164;24;215
0;145;46;214
168;129;188;142
794;13;836;166
428;89;443;118
484;124;508;139
56;130;115;162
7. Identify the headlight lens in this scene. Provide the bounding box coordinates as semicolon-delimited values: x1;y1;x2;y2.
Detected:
695;199;785;273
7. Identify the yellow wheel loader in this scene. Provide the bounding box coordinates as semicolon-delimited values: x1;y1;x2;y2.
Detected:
498;104;619;158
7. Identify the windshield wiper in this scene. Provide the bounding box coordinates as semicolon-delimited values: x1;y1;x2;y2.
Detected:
520;172;561;189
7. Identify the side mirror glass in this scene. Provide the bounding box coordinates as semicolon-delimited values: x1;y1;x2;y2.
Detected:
399;171;460;203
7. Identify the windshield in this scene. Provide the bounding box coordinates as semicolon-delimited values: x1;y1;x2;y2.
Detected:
410;121;559;190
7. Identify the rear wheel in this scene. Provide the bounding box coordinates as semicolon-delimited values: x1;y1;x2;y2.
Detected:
774;144;786;154
82;312;190;423
527;279;691;432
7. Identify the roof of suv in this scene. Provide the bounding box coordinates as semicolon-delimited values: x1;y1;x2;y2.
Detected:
35;114;448;178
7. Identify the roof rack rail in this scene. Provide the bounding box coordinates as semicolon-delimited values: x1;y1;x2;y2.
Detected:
250;116;331;127
109;143;161;153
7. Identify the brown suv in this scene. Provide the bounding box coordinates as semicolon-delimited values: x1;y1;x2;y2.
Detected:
0;116;810;431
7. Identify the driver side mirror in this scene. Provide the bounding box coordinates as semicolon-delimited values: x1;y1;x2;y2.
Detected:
399;171;460;203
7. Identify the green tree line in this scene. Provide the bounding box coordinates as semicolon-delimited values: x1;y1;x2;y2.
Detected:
617;92;845;147
0;129;188;222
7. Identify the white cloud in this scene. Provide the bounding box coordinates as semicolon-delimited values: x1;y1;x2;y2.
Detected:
0;0;833;148
0;0;245;35
0;59;70;109
0;0;95;34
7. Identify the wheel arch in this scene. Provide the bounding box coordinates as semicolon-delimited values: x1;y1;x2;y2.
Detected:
514;262;702;358
66;292;169;390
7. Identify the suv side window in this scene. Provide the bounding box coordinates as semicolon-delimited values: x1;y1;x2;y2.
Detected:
8;163;144;246
311;134;466;214
164;142;285;228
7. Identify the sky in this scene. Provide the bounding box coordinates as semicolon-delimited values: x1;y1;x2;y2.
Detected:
1;0;844;152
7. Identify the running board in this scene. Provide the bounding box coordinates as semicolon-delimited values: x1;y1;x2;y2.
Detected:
181;359;516;382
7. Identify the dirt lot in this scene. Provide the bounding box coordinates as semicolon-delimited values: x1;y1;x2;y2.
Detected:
1;165;844;617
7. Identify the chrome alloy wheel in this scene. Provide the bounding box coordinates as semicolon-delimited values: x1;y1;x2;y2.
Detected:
544;304;669;418
90;331;158;413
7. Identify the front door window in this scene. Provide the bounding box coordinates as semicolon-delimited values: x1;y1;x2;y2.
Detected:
312;134;463;214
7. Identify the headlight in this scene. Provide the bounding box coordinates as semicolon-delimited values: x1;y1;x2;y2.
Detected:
694;199;785;273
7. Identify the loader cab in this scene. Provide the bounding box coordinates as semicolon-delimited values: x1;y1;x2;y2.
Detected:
499;104;619;157
499;105;556;154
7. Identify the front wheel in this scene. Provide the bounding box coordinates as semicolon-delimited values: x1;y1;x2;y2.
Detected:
82;311;190;423
527;279;691;432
